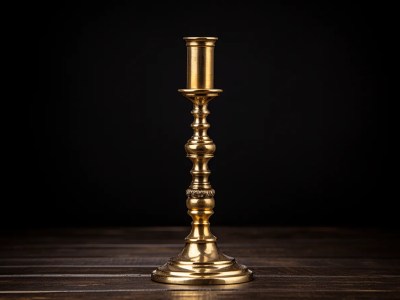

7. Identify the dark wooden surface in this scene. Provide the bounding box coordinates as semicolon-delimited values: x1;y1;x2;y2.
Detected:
0;227;399;299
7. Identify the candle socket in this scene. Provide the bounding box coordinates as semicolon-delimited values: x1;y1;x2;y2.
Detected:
185;37;217;89
151;37;253;285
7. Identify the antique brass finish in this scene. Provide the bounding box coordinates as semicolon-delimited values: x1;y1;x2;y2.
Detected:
185;37;217;89
151;37;253;285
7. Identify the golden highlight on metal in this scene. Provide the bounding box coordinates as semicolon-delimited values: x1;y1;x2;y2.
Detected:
151;37;253;285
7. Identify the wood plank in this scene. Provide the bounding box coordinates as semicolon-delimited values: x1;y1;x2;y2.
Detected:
1;240;399;258
1;291;399;300
1;257;400;268
1;227;398;244
1;266;399;276
0;276;399;292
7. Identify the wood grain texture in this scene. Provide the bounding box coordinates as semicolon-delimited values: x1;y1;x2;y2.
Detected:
0;227;399;299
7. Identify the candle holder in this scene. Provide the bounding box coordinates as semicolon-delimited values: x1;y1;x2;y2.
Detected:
151;37;253;285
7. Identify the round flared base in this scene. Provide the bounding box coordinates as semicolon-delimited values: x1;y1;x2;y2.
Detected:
151;255;253;285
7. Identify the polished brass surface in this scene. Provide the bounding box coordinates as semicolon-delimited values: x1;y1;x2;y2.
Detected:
151;37;253;285
185;37;217;89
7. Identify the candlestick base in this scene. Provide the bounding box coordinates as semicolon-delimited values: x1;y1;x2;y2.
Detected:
151;241;253;285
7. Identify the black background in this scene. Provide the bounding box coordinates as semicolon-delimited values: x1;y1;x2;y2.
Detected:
7;1;392;228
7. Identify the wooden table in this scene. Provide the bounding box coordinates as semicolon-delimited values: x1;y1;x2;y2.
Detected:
0;227;399;299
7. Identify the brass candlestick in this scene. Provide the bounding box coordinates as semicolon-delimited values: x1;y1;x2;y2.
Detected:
151;37;253;285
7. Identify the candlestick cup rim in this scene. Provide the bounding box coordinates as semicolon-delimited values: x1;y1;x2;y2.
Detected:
183;37;218;41
184;37;218;47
